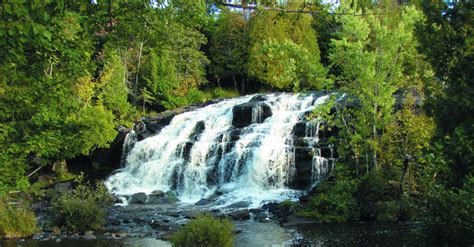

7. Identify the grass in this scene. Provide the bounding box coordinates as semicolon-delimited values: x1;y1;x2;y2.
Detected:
0;202;38;239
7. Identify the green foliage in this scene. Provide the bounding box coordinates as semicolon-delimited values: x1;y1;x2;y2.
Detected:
171;214;234;247
0;1;130;192
0;203;38;239
248;40;328;91
354;171;397;221
279;200;299;215
208;88;240;99
423;177;474;240
246;6;326;91
299;166;358;222
52;177;113;232
328;4;430;171
417;1;474;187
99;50;133;125
299;181;358;222
208;7;248;90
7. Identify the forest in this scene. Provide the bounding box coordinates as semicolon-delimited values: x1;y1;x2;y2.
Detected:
0;0;472;244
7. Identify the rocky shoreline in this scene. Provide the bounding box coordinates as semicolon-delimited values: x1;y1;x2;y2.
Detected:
23;181;313;244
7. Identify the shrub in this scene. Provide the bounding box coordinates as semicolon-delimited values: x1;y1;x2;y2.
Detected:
298;179;358;223
355;171;394;221
0;203;38;239
423;177;474;241
171;214;234;247
52;177;113;232
279;199;299;215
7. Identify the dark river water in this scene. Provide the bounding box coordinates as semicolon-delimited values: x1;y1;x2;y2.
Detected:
1;221;470;247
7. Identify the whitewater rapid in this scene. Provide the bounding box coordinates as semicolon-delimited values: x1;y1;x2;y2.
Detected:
106;93;335;208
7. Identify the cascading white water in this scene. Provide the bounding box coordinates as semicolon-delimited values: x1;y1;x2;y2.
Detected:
106;93;334;208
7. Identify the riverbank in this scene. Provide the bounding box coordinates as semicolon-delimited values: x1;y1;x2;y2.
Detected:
1;220;463;247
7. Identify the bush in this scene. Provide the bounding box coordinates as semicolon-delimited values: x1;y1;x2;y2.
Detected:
354;171;400;221
171;214;234;247
423;177;474;241
298;179;358;223
52;177;113;232
0;203;38;239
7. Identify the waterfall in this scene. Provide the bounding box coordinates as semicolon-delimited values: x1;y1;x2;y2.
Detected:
106;93;335;207
120;130;137;166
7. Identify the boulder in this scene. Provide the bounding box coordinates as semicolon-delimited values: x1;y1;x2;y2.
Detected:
232;102;272;128
292;122;307;137
150;220;169;230
82;231;96;240
260;218;270;223
227;201;251;209
53;181;72;194
52;226;61;236
227;129;241;142
195;199;210;206
253;212;268;221
229;210;250;221
147;190;166;204
152;190;165;196
130;192;147;204
249;95;267;102
248;208;264;214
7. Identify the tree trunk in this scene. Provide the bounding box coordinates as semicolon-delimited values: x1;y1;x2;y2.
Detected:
241;75;246;93
400;155;412;193
365;152;369;173
355;157;360;178
372;103;378;170
134;40;144;106
216;76;221;88
232;73;238;92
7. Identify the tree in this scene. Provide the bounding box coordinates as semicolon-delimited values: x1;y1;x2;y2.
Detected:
248;40;327;91
247;6;327;90
208;7;249;92
0;1;127;191
328;4;427;171
417;0;474;187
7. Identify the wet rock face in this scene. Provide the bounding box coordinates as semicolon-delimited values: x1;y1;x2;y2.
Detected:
232;101;272;128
